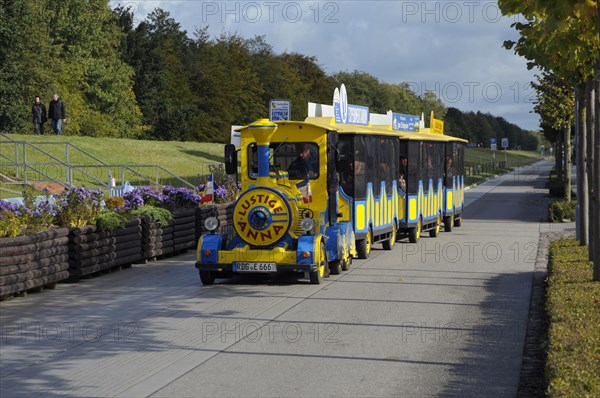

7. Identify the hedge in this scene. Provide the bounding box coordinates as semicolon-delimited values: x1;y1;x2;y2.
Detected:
546;239;600;397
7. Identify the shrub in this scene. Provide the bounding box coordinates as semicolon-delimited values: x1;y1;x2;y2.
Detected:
96;211;128;231
123;186;161;209
105;196;125;211
130;205;172;226
547;200;576;222
161;186;201;208
0;187;57;237
0;201;24;237
546;239;600;397
55;187;103;227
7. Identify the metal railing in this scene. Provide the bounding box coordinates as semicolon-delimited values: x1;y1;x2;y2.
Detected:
0;133;200;196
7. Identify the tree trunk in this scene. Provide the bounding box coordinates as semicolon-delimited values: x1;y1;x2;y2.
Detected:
577;85;588;245
564;127;572;201
590;54;600;282
556;132;563;184
593;51;600;281
587;78;596;261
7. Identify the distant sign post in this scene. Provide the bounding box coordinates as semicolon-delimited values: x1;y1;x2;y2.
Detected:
490;138;496;162
269;99;291;121
501;138;508;163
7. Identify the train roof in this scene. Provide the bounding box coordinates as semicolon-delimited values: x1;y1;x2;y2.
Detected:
303;117;468;143
236;118;468;144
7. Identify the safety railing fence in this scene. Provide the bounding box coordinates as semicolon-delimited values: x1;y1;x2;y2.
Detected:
0;134;212;198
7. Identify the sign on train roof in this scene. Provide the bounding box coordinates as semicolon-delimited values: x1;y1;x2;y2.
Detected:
333;84;369;125
392;113;420;132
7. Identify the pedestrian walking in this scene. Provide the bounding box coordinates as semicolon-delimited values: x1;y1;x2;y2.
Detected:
32;96;47;135
48;93;66;135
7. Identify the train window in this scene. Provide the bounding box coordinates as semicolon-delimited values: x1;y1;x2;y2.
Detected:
433;142;443;183
353;136;367;199
379;136;396;195
247;142;319;180
445;142;454;186
338;137;354;196
407;141;420;194
423;142;434;181
457;144;465;176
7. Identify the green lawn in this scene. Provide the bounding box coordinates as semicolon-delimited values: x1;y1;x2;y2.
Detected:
464;148;542;185
1;134;224;197
1;134;543;198
464;147;542;164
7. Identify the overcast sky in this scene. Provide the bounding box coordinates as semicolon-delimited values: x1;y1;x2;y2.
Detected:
111;0;540;131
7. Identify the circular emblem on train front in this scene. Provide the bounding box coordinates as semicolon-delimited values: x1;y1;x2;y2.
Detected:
233;188;291;246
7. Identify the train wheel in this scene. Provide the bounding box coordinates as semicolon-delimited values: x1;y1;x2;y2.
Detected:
408;217;422;243
430;213;441;237
309;242;326;284
444;214;453;232
382;223;396;250
357;229;372;259
199;271;215;285
341;257;350;271
454;215;462;227
329;260;342;275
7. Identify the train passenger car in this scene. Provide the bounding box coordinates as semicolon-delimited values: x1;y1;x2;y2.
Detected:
395;131;466;242
327;122;402;258
443;140;466;232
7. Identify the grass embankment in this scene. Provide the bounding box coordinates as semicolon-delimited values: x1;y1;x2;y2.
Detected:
1;134;223;196
546;239;600;397
464;148;542;185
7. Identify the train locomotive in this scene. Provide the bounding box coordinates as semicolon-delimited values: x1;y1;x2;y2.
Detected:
195;118;355;285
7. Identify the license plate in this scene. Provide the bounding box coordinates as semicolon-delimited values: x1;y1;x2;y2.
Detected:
233;262;277;272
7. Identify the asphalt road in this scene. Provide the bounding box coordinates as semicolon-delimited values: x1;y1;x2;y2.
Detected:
0;161;552;398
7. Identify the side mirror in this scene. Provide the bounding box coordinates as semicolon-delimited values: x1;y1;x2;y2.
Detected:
224;144;238;175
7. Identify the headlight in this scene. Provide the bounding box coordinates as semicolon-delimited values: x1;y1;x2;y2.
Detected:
204;216;219;232
300;217;315;232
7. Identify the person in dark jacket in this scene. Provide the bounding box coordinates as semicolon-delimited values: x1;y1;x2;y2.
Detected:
48;93;66;135
32;96;47;135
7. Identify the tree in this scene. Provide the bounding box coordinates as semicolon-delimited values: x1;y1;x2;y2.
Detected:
531;72;575;200
499;0;600;279
0;0;142;137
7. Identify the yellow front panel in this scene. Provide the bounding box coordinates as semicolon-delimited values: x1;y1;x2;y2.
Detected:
447;191;453;211
357;204;366;230
219;247;297;264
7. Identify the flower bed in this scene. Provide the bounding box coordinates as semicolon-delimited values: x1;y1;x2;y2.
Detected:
141;216;175;259
0;227;70;298
172;208;197;252
0;167;239;297
68;219;142;281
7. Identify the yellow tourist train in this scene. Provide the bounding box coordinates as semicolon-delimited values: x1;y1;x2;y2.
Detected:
195;86;466;285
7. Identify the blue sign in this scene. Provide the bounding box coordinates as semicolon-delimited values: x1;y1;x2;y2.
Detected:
490;138;496;145
270;100;291;121
333;84;369;125
392;113;420;132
